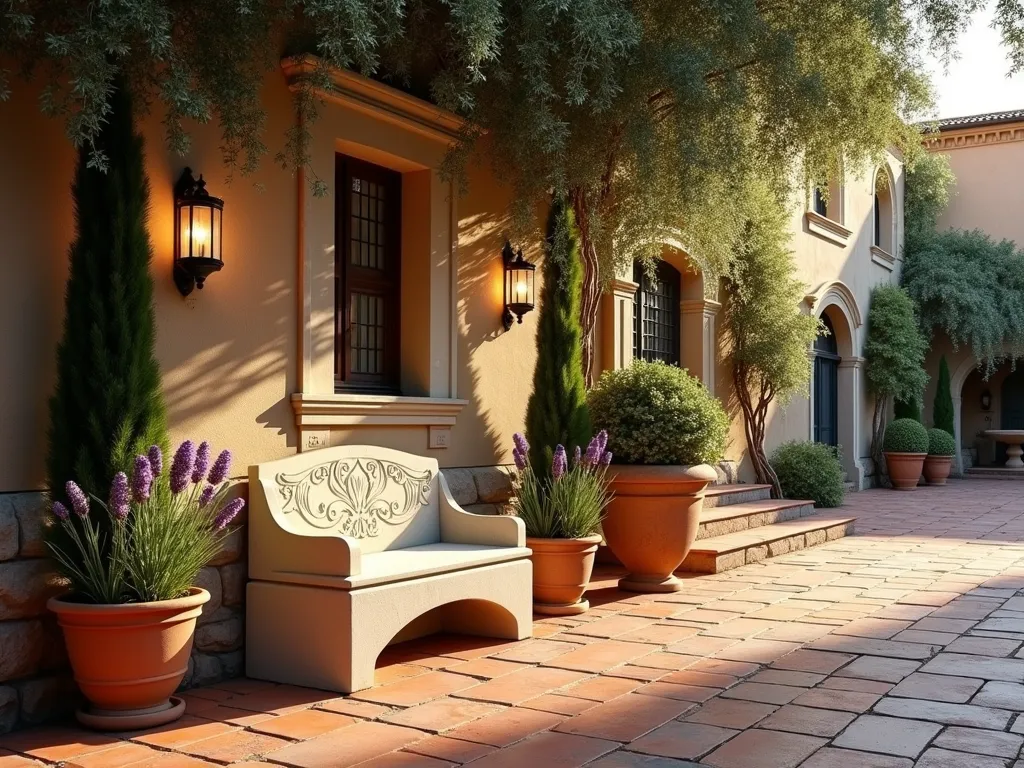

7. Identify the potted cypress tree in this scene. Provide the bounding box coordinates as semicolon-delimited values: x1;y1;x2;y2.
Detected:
883;418;929;490
924;428;956;485
589;361;728;592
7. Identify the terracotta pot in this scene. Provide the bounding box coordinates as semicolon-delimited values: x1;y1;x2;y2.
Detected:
48;587;209;731
885;452;926;490
602;464;717;593
527;534;601;616
923;455;953;485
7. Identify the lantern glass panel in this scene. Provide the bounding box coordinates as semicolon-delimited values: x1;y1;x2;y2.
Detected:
188;205;214;259
213;205;223;262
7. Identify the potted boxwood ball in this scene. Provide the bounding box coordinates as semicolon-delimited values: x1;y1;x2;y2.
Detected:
510;432;613;615
47;440;244;731
924;428;956;485
588;361;727;592
883;418;929;490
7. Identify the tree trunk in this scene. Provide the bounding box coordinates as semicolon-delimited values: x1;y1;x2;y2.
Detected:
569;187;602;387
871;394;888;486
734;364;782;498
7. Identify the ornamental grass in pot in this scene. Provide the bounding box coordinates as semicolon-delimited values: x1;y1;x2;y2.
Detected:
510;432;613;615
923;427;956;485
589;361;728;593
47;440;244;731
883;418;928;490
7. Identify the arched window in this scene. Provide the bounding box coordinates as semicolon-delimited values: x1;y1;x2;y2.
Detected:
633;261;680;365
813;314;840;447
873;170;894;253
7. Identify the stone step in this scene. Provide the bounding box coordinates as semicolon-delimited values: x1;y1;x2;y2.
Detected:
703;483;773;508
679;514;857;574
696;499;817;540
966;467;1024;480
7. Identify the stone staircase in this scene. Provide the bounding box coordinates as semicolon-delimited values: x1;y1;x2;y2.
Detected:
680;483;855;574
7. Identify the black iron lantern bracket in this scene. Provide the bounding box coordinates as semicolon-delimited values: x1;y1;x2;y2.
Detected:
173;167;224;297
502;241;536;331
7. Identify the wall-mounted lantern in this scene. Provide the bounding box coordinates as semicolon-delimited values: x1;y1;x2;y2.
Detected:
981;389;992;411
502;241;536;331
173;167;224;296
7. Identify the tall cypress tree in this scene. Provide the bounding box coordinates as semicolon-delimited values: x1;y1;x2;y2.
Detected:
46;82;167;508
933;355;955;435
524;195;591;477
894;394;923;423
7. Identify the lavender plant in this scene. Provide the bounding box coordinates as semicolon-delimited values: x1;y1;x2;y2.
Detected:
510;432;612;540
47;440;244;604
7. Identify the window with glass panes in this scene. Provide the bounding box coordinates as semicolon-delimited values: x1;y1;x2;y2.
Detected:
335;154;401;392
632;261;681;365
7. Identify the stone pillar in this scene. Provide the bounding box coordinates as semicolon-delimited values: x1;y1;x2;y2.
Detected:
680;299;721;391
838;356;865;489
600;277;638;373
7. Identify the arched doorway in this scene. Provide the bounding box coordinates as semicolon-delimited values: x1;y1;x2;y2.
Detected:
813;314;840;447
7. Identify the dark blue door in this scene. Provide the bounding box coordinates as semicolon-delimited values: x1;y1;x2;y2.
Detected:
998;367;1024;463
814;315;840;447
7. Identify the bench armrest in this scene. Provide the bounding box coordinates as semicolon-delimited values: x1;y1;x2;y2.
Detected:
438;474;525;547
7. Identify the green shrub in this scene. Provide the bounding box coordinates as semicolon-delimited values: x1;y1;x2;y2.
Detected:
883;418;929;453
588;361;727;465
770;441;845;508
893;394;922;423
927;428;956;457
933;356;955;435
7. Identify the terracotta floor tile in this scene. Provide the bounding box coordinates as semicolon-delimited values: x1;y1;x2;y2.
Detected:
443;706;563;747
831;619;913;639
771;649;854;674
248;708;357;739
634;681;717;703
631;652;701;671
459;731;617;768
265;721;425;768
945;636;1021;657
601;665;669;682
757;704;855;737
180;730;291;763
683;698;778;729
543;640;654;673
915;747;1008;768
701;728;826;768
491;639;579;664
566;615;657;639
872;696;1011;729
112;755;218;768
225;685;336;715
314;698;391;719
587;751;705;767
664;636;740;657
832;714;941;758
1;728;120;763
208;679;276;696
932;725;1024;758
747;670;823;687
719;683;804;705
402;735;496;763
355;752;453;768
130;718;238;749
0;752;45;768
380;697;502;733
554;693;694;742
626;721;738;761
375;663;434;685
178;694;223;717
818;677;893;694
352;671;479;707
686;658;761;678
790;688;880;712
194;705;276;727
63;743;159;768
889;672;982;703
446;658;528;679
832;655;920;683
559;675;639;702
713;640;801;664
615;624;702;646
454;666;588;706
520;694;599;716
658;669;737;689
799;747;912;768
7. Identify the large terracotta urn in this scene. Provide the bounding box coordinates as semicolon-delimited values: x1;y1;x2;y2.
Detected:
602;464;717;592
527;534;602;615
49;588;209;730
884;452;925;490
923;455;953;485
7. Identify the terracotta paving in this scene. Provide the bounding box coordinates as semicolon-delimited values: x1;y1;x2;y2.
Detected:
10;479;1024;766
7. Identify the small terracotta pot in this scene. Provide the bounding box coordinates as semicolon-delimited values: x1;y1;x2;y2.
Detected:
923;455;953;485
49;587;209;731
885;452;926;490
602;464;717;593
527;534;601;616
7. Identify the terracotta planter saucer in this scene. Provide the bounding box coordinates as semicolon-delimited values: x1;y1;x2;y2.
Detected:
77;696;186;731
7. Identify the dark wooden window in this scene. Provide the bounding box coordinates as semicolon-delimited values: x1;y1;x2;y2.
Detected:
632;261;681;366
335;154;401;393
813;314;840;447
873;193;881;247
813;187;828;218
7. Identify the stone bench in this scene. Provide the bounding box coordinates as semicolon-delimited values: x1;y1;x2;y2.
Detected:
245;446;532;693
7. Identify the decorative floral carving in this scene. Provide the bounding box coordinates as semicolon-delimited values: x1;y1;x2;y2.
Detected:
276;458;433;537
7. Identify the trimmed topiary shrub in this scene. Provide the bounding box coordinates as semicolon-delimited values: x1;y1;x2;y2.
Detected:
883;418;929;454
770;441;845;508
927;428;956;457
588;360;728;465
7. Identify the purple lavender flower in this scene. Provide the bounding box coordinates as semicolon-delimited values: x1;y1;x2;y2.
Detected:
110;471;130;520
191;441;211;484
213;498;245;530
512;433;529;457
198;484;216;508
512;448;527;472
148;445;163;476
596;430;608;455
573;445;582;467
601;451;613;466
52;501;70;521
552;445;567;480
207;449;232;485
169;440;196;494
65;481;89;518
584;435;601;466
132;455;153;503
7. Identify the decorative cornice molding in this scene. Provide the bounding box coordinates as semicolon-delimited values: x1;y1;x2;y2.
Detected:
280;56;466;143
681;298;722;317
839;356;865;369
804;210;852;247
608;278;639;299
291;393;469;427
924;124;1024;152
870;245;895;271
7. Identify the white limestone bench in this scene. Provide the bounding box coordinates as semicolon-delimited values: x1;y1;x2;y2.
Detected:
246;445;532;693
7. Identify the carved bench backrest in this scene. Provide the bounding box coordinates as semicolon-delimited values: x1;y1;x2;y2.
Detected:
253;445;440;554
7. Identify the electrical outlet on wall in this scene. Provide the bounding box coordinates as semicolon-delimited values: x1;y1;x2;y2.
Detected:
429;426;451;449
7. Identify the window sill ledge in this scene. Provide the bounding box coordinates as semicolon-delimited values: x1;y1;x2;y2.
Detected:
871;245;895;271
805;211;852;246
291;393;469;427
